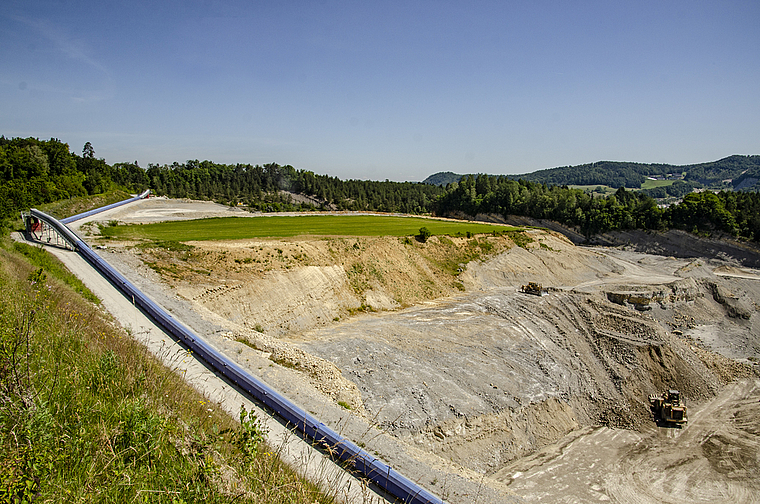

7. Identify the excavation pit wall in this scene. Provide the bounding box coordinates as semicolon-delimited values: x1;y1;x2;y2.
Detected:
296;289;747;475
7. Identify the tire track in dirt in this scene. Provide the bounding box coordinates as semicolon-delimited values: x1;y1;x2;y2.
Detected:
495;379;760;503
606;379;760;504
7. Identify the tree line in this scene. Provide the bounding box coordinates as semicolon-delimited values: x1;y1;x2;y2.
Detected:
2;136;759;243
0;137;442;220
0;137;149;222
434;174;760;242
145;160;441;214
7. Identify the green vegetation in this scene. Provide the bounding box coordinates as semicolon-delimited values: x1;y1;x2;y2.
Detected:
426;237;501;279
515;160;659;188
0;134;437;221
12;241;100;303
426;155;760;192
0;238;333;503
640;179;697;199
40;191;134;222
422;171;462;187
145;161;443;213
568;184;616;196
435;175;760;241
101;215;514;241
505;230;533;249
511;155;760;190
0;137;149;222
3;136;760;245
417;226;432;243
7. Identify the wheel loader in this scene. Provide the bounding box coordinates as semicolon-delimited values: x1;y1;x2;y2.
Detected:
648;389;688;425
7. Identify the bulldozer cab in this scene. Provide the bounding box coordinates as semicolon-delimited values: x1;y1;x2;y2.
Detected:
521;282;547;296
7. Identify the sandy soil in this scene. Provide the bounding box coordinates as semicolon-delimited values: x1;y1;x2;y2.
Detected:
70;197;760;503
496;378;760;503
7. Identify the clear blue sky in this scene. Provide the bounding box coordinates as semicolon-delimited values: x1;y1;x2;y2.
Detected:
2;1;758;181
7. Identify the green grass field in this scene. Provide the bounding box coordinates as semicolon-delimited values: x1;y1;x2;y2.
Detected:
640;179;676;190
102;215;518;241
568;184;616;195
569;180;676;192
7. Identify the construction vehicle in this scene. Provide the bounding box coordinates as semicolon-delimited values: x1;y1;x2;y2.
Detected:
521;282;548;296
649;389;688;426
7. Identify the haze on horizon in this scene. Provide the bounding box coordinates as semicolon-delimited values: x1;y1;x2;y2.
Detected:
1;1;758;182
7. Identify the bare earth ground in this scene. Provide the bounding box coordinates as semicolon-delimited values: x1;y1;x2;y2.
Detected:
72;197;760;503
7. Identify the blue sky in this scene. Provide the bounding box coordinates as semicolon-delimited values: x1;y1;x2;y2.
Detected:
2;1;758;181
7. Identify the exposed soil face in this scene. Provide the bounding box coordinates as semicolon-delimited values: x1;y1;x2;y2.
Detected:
107;227;514;337
76;198;760;503
295;277;755;476
592;228;760;269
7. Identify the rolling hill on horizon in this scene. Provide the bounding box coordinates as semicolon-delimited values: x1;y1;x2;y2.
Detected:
423;155;760;193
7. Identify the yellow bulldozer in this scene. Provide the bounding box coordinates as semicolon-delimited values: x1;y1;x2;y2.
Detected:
649;389;688;426
521;282;548;296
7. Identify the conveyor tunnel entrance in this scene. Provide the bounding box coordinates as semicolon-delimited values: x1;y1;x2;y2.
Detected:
22;210;78;250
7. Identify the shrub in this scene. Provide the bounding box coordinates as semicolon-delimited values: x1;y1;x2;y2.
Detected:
417;227;432;243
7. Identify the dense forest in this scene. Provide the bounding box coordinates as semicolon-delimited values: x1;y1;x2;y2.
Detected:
145;161;441;214
521;155;760;191
434;174;760;241
0;137;441;218
2;136;760;243
0;137;149;221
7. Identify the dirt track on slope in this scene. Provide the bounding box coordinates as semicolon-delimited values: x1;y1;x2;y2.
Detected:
72;197;760;503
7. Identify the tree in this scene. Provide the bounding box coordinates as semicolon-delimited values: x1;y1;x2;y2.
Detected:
83;141;94;159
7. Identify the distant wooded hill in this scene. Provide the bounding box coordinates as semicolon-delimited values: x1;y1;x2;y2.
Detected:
423;155;760;193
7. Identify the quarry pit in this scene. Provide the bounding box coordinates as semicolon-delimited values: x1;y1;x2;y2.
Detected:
72;197;760;503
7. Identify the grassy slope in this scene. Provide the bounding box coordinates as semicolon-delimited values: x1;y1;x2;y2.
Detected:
0;236;333;503
101;214;518;241
39;191;134;221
